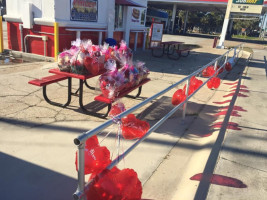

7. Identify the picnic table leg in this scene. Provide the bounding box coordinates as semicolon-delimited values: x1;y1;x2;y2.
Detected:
125;86;142;99
78;79;110;118
84;80;95;90
43;77;72;107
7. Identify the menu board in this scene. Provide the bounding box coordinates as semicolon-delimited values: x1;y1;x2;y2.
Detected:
151;23;164;42
70;0;98;22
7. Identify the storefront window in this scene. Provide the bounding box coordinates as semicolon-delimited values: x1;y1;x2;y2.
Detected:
141;10;146;25
115;5;124;29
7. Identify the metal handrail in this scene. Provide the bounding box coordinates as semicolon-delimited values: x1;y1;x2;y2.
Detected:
73;43;244;200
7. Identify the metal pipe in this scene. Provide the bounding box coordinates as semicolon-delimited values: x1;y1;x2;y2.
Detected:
182;79;190;120
76;143;85;200
24;35;47;58
0;16;3;53
19;24;24;52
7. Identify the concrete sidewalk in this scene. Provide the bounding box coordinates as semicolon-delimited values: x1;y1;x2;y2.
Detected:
206;49;267;200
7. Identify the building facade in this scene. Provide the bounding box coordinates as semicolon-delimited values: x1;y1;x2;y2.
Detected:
4;0;147;57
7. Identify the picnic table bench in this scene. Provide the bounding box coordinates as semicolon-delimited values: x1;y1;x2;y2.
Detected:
151;41;190;60
94;78;150;117
28;68;150;118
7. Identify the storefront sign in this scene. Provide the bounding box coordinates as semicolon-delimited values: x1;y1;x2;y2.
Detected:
231;4;263;13
132;8;140;23
70;0;98;22
232;0;264;5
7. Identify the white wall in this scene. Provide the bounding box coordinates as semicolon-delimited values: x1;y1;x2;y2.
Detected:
5;0;55;23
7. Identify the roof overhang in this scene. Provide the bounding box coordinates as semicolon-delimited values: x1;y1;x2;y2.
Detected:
148;0;267;13
115;0;147;8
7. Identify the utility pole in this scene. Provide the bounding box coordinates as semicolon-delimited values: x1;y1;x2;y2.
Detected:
218;0;233;48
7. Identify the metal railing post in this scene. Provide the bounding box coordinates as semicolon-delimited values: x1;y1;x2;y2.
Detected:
76;143;85;200
182;79;190;120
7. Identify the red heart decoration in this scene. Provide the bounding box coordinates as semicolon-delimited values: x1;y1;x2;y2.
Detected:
109;103;126;117
75;144;111;175
87;168;142;200
86;135;100;148
216;65;224;74
225;62;232;71
207;77;221;89
202;66;215;77
121;114;150;140
213;77;221;89
172;89;186;105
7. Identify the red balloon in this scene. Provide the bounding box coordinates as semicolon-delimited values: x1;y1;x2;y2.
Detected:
207;78;214;89
109;103;126;117
121;114;150;140
202;66;215;77
225;62;232;71
86;135;99;148
172;89;185;105
213;77;221;89
216;65;224;74
75;145;111;175
207;77;221;89
183;84;194;96
87;168;142;200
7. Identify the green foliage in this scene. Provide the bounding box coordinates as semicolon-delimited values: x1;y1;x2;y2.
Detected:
176;11;224;33
233;18;259;36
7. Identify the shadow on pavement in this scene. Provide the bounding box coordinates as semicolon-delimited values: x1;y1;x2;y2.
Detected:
0;152;77;200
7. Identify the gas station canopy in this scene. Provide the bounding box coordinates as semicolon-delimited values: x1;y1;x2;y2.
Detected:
148;0;267;13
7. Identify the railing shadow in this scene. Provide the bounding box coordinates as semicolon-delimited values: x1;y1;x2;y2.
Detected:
0;152;76;200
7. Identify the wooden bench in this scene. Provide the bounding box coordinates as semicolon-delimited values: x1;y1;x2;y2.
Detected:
28;74;71;107
94;78;150;117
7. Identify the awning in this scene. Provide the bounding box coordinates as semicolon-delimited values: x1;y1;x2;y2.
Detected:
115;0;146;8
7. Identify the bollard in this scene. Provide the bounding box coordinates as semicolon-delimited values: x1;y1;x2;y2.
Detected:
0;16;3;53
212;37;218;48
54;22;59;61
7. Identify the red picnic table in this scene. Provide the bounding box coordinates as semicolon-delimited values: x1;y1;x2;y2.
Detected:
29;68;150;118
151;41;190;60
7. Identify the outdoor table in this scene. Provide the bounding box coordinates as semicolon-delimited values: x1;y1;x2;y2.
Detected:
152;41;184;58
48;68;105;116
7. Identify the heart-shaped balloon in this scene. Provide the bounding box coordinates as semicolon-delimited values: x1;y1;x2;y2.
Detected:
225;62;232;71
202;66;215;77
109;102;126;118
207;77;221;89
121;114;150;140
87;167;142;200
172;89;186;105
216;65;224;74
75;144;111;175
